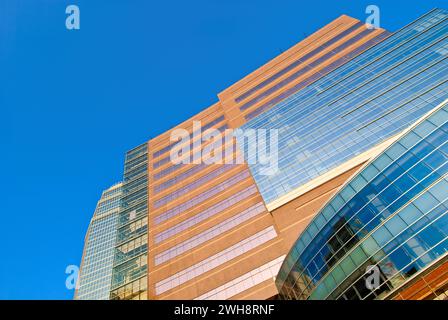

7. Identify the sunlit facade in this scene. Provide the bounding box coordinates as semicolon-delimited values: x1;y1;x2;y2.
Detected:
276;100;448;300
144;14;388;301
110;143;149;300
241;8;448;207
80;8;448;300
75;183;123;300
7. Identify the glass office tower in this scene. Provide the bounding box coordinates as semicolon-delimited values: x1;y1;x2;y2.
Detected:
276;100;448;300
240;8;448;207
75;183;123;300
110;143;149;300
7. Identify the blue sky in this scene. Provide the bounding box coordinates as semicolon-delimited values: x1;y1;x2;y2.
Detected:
1;0;446;300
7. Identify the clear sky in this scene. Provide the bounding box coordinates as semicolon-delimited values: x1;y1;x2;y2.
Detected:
1;0;447;300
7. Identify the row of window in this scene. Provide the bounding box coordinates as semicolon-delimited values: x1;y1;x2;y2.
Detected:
195;255;285;300
112;254;147;290
154;163;208;193
154;185;259;244
115;234;148;265
152;126;230;181
245;31;389;121
101;183;123;199
153;123;229;170
110;276;147;301
153;164;238;208
240;25;374;112
155;202;266;265
235;21;363;104
153;169;251;225
155;226;278;295
153;143;237;193
116;216;148;244
153;121;228;169
152;115;226;160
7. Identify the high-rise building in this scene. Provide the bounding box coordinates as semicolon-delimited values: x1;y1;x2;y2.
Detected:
240;8;448;264
142;14;389;301
110;144;149;300
276;99;448;300
75;183;123;300
80;8;448;300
